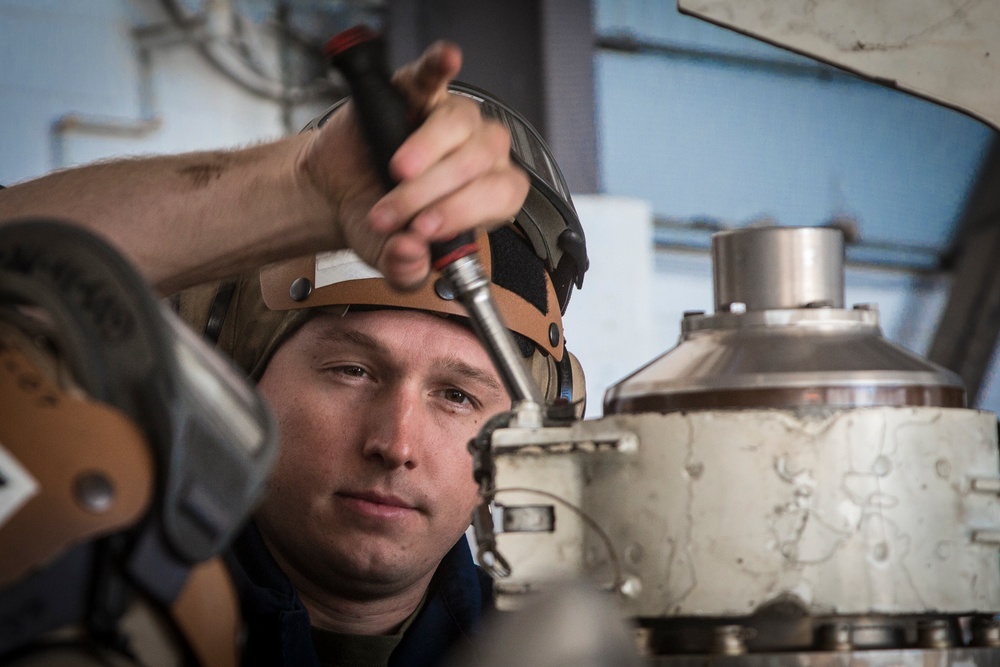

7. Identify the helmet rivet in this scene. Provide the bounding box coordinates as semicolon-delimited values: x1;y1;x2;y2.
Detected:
289;277;313;302
434;277;455;301
548;323;560;348
75;472;115;513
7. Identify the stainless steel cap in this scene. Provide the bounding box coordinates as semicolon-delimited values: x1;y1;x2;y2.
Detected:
604;226;964;414
713;226;844;311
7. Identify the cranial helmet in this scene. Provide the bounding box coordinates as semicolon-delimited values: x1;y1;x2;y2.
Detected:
0;221;277;666
176;82;589;411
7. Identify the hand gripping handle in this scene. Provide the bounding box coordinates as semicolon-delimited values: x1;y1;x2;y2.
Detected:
325;26;477;268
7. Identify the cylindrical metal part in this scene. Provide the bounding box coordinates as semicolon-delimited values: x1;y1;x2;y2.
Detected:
814;623;853;651
711;625;748;655
916;619;954;649
443;255;543;405
972;615;1000;647
713;227;845;311
647;647;1000;665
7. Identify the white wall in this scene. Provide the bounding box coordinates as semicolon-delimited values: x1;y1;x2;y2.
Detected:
0;0;321;186
563;195;659;417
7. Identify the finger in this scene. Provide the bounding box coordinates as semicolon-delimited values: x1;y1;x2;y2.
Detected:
376;232;432;290
390;94;482;182
368;123;523;239
410;167;530;243
391;123;515;237
367;100;489;234
393;40;463;110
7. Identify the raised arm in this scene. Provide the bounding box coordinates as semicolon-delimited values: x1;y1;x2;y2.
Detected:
0;41;529;295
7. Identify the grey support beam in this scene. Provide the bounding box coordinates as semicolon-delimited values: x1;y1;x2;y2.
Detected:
387;0;597;194
928;137;1000;406
539;0;598;194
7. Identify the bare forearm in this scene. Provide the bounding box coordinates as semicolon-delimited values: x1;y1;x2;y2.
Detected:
0;134;335;294
0;42;531;294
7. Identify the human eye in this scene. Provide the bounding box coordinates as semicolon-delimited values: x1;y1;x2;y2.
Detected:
323;363;369;379
443;387;472;405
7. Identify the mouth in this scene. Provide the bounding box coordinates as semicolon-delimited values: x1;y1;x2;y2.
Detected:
337;490;421;520
344;490;416;509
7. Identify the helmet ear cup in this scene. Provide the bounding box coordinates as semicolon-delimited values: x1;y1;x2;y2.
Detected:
203;281;237;344
563;350;587;417
527;349;587;418
174;279;225;341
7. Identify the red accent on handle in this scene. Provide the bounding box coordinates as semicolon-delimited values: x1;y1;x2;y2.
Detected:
431;243;479;271
324;25;377;57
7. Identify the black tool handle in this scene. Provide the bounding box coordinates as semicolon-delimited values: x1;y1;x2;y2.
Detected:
325;26;477;270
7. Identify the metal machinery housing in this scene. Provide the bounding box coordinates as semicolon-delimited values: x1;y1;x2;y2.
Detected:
479;226;1000;665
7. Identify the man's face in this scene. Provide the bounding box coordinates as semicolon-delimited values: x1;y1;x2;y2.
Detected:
254;308;509;600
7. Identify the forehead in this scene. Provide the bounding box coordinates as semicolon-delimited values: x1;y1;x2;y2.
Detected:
293;308;488;362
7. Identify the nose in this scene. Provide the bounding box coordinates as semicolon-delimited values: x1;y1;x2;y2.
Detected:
361;385;423;470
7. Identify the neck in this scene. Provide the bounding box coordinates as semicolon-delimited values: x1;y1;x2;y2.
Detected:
259;533;434;635
298;581;429;635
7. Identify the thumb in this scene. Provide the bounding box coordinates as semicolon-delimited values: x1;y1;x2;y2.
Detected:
392;41;464;111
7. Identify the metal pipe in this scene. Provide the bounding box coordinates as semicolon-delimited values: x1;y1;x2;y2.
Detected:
596;31;857;83
156;0;333;105
652;217;944;273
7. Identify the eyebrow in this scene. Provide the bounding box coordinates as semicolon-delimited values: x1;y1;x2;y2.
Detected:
313;326;382;352
438;358;505;395
312;324;506;395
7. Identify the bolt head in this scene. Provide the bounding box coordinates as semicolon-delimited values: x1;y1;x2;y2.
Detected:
289;277;313;302
548;323;560;347
75;472;115;513
434;277;455;301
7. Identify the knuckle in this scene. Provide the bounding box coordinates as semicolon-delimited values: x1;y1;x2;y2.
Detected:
450;94;480;116
482;124;514;168
507;171;531;209
491;117;512;140
448;98;483;130
458;141;494;177
485;120;512;152
391;182;423;216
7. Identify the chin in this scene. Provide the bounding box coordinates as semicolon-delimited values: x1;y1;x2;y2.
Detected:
328;540;437;588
